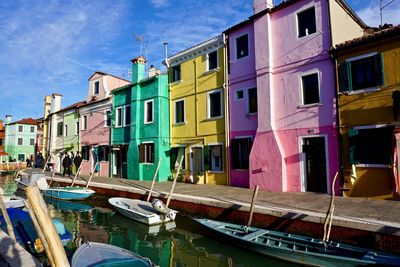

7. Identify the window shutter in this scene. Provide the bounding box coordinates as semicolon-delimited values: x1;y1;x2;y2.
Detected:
374;53;384;87
203;146;210;171
348;128;359;164
150;144;155;163
170;148;178;169
138;144;144;163
338;62;350;92
231;139;239;169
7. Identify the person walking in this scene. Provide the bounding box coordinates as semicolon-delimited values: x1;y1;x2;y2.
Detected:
74;152;83;174
62;154;72;178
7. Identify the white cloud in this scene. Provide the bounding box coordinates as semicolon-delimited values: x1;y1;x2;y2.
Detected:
356;1;400;27
150;0;169;8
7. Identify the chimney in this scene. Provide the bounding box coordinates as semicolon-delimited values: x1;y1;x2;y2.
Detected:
131;56;146;83
5;115;12;125
253;0;273;14
148;65;158;77
44;95;52;118
50;93;63;113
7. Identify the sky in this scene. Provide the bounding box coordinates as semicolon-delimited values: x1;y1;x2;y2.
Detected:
0;0;399;122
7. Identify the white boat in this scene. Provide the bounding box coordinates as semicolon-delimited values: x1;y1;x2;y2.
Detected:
2;195;25;208
14;171;48;190
108;197;177;225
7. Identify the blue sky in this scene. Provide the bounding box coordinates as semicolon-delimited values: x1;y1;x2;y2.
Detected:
1;0;399;121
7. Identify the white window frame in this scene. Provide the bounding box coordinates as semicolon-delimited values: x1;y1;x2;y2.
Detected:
206;50;219;72
235;90;244;101
104;110;111;127
82;115;87;130
144;99;154;124
115;107;122;128
299;69;321;107
30;126;35;133
18;125;23;132
247;87;257;115
123;105;131;127
93;81;100;95
174;99;185;125
207;89;223;119
140;141;155;164
30;138;35;146
296;5;317;39
208;143;223;173
17;138;23;146
64;124;68;137
234;32;249;61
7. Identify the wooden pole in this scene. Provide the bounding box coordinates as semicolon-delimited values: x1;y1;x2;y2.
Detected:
247;185;259;228
0;195;16;241
48;170;56;186
42;156;51;173
25;185;70;267
24;200;55;266
146;157;162;202
323;172;338;242
166;155;184;208
85;161;99;188
71;161;83;187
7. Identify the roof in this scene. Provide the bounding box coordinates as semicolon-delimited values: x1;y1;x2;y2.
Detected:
78;97;111;109
52;100;87;115
87;71;131;84
110;83;134;94
8;118;37;125
334;24;400;51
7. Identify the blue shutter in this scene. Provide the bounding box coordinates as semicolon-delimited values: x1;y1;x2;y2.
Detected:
338;62;351;92
374;53;384;87
348;128;359;164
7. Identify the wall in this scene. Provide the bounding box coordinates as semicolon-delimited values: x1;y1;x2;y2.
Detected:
4;124;36;161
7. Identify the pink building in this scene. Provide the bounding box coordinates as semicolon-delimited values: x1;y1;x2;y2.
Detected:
79;72;131;176
250;0;365;194
225;19;257;188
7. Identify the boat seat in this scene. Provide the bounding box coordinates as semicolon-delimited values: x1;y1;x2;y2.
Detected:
242;230;269;241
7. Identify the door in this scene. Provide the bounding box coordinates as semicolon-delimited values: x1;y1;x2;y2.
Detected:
190;147;203;176
92;146;99;173
302;137;328;193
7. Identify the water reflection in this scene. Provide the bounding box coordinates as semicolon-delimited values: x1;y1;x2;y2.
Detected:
1;173;299;267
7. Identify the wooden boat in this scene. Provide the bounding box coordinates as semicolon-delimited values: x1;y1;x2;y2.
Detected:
195;218;400;267
108;197;177;225
42;186;95;201
2;195;25;209
71;241;156;267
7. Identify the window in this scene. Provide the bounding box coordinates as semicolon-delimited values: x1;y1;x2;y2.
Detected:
98;145;110;161
349;126;392;165
170;147;185;170
175;99;185;124
301;73;320;105
138;143;154;164
297;7;316;38
82;116;87;130
231;137;253;169
30;126;34;133
144;100;154;124
204;145;223;172
207;50;218;71
236;90;244;100
76;121;79;134
94;81;100;95
339;54;384;93
17;138;23;145
124;105;131;126
105;110;111;127
116;107;122;127
208;90;222;118
30;138;35;146
81;146;89;160
57;122;63;136
18;125;23;132
248;88;258;113
172;65;181;82
0;140;3;146
18;154;25;161
64;125;68;137
235;34;248;59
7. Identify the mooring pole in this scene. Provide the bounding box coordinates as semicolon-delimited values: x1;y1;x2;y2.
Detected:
147;157;162;202
247;185;259;228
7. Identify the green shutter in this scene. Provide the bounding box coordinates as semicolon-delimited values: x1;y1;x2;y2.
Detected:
138;144;144;163
203;146;210;171
338;62;351;92
374;53;384;87
348;128;359;164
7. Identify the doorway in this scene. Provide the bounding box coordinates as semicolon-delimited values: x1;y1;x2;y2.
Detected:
190;146;203;177
113;145;128;178
301;136;328;193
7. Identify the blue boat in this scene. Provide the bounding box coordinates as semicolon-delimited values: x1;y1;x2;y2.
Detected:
42;186;95;201
195;218;400;267
0;208;72;251
44;196;94;212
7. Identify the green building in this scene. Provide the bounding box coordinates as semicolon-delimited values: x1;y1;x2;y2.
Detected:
111;56;170;181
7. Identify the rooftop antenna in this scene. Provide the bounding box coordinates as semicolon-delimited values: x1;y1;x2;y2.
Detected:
134;33;144;55
380;0;397;26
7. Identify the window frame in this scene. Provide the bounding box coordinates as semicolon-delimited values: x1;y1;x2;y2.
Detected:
299;70;321;106
296;6;317;39
144;99;154;124
234;33;249;60
57;122;63;137
115;107;122;128
124;105;131;127
18;125;23;132
82;115;87;130
17;138;23;146
247;87;258;114
171;65;181;83
208;143;223;173
235;90;244;101
64;124;68;137
76;121;79;135
30;138;35;146
138;142;155;164
231;136;253;170
104;110;111;127
94;81;100;95
174;99;185;125
30;126;35;133
207;89;223;119
206;50;218;71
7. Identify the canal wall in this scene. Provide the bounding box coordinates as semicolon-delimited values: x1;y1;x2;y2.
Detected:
47;174;400;255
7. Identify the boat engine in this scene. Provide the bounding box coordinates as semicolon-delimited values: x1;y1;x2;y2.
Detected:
151;198;175;219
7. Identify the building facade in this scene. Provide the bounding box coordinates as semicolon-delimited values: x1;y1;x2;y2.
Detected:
165;35;227;184
0;119;7;162
334;25;400;198
249;0;365;194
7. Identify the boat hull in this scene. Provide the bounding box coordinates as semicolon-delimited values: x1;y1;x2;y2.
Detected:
2;196;25;208
42;187;95;200
195;219;400;267
109;197;177;225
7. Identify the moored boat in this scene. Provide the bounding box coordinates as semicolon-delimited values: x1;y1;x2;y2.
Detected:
2;195;25;208
71;242;156;267
109;197;177;225
14;171;48;190
42;186;95;201
195;218;400;267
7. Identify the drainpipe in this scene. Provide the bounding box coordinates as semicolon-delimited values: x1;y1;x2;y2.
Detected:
223;33;231;186
194;59;198;137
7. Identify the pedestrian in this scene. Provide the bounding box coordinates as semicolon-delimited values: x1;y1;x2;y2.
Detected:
62;154;72;178
74;152;83;173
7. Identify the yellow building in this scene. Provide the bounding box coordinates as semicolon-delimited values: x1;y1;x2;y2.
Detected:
334;25;400;198
165;35;227;185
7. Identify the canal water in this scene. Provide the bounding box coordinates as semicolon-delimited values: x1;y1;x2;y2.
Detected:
1;173;301;267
